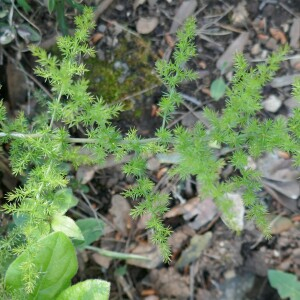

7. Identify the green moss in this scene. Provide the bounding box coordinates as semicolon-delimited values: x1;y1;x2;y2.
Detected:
85;36;160;106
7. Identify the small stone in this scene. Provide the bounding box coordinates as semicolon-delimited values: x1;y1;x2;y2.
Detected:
278;236;290;248
106;176;118;188
265;38;278;50
293;248;300;256
146;157;160;171
278;259;291;271
115;4;124;11
224;269;236;279
144;296;159;300
136;17;159;34
285;97;300;110
97;49;105;61
293;248;300;265
290;56;300;70
97;24;107;33
261;50;268;59
251;43;261;55
262;94;282;113
282;23;289;33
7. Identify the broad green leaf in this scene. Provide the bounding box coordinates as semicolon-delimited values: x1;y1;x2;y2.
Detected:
65;0;84;11
17;0;31;13
0;9;9;18
13;213;50;239
13;213;29;227
51;215;84;240
17;24;41;43
74;218;104;250
268;270;300;300
56;279;110;300
210;77;226;101
56;0;68;36
5;232;78;300
47;0;56;13
53;188;79;215
0;24;15;45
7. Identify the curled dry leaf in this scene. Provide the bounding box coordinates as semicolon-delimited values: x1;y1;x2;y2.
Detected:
164;33;175;48
136;17;159;34
257;152;300;211
269;28;287;44
167;197;218;231
90;32;104;45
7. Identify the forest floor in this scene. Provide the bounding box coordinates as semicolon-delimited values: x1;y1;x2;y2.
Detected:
1;0;300;299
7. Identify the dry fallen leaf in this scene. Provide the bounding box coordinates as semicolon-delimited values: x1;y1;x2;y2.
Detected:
168;225;195;252
92;252;111;269
136;17;159;34
149;267;190;299
269;215;293;234
109;194;131;236
216;32;249;72
231;1;248;27
164;33;175;48
175;231;212;269
76;165;99;184
169;0;197;33
221;193;245;232
126;243;162;269
6;61;27;108
262;178;300;200
90;32;104;44
290;18;300;49
271;74;300;88
133;0;146;12
257;152;300;211
270;27;287;44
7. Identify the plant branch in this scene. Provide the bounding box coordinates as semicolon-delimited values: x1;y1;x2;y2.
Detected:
0;132;158;144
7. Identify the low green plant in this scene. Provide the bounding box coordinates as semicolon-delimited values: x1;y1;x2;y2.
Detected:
268;270;300;300
45;0;85;35
0;6;300;299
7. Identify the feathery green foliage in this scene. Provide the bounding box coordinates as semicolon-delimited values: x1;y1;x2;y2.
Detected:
0;7;299;299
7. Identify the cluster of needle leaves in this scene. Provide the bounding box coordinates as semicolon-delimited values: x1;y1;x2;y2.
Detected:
0;6;300;299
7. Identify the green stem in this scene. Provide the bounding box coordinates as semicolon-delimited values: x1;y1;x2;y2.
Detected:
50;90;63;129
85;246;150;261
0;132;158;144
